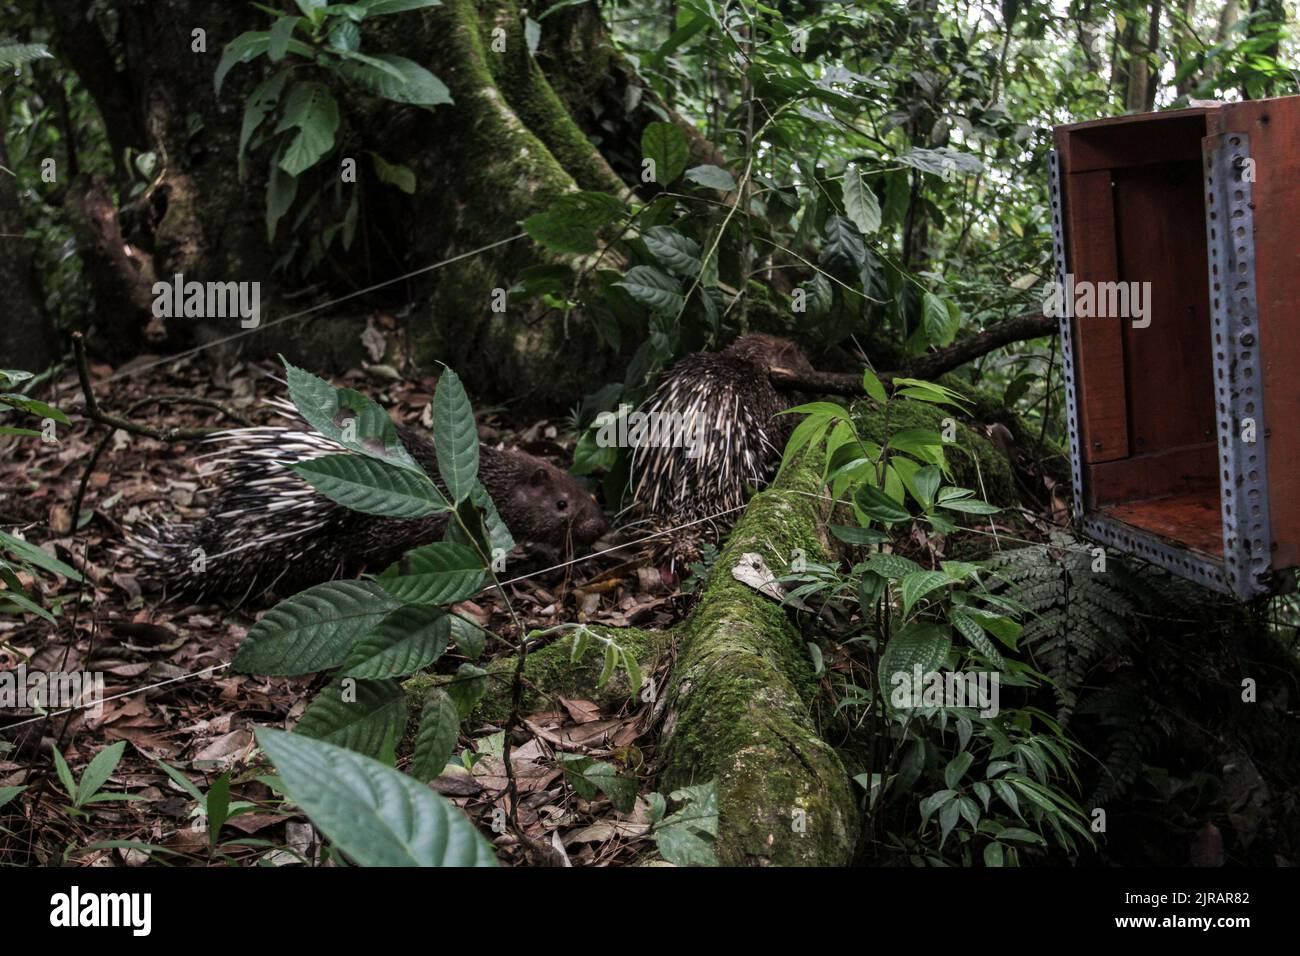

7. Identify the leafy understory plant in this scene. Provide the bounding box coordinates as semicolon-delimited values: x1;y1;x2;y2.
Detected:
233;358;503;779
230;360;648;864
648;781;718;866
0;370;79;622
257;729;497;866
781;373;1093;865
51;742;142;819
216;0;449;268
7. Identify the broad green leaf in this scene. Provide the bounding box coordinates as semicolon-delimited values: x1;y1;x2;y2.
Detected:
76;741;127;807
411;689;460;782
339;54;452;106
343;604;450;678
961;607;1021;649
275;82;340;176
944;751;974;789
448;613;486;659
842;164;882;234
597;642;618;688
892;377;970;409
864;552;922;579
267;15;299;61
239;71;290;175
215;31;270;95
862;369;888;405
295;677;407;759
855;482;909;524
444;663;488;718
206;773;231;845
256;728;497;866
938;498;1001;515
328;18;362;51
615;265;683;314
900;570;951;617
889;427;947;466
911;465;942;510
0;394;69;424
0;785;26;810
952;610;1005;665
334;48;409;82
828;524;889;546
377;542;486;604
368;152;416;193
653;782;718;867
266;148;298;241
291;453;447;517
940;797;961;846
820;215;866;279
281;360;422;471
233;580;400;676
879;622;952;701
919;788;956;826
921;292;959;348
521;191;625;254
583;763;638;813
683;164;736;191
641;121;689;185
432;367;479;503
641;226;702;275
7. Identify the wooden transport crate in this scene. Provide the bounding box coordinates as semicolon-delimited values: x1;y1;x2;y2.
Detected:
1050;97;1300;599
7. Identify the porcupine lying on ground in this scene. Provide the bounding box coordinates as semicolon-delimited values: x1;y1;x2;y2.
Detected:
628;333;812;552
132;402;607;599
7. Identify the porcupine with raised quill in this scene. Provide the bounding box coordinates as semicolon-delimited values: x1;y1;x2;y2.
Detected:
629;334;812;534
132;399;607;599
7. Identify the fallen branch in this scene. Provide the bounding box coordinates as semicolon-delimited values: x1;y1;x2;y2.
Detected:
72;332;250;441
770;312;1057;395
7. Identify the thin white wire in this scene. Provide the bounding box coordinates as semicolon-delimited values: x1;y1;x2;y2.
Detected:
98;233;528;386
0;663;230;731
1;502;750;730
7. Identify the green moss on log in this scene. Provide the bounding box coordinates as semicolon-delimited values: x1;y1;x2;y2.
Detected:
477;0;624;194
404;626;670;726
660;453;860;866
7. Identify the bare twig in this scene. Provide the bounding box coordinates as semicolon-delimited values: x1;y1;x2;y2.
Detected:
71;332;247;441
769;313;1057;396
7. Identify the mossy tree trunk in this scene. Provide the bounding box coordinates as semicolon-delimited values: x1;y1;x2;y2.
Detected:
40;0;703;401
0;125;56;370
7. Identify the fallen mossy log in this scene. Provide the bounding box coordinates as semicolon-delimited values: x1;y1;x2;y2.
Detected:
654;453;860;865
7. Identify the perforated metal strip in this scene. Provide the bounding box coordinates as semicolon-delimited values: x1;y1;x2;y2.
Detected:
1204;132;1273;600
1047;149;1084;518
1081;515;1229;594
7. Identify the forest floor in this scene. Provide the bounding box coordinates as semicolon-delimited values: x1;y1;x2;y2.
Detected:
0;354;696;866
